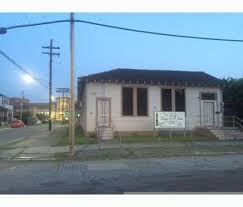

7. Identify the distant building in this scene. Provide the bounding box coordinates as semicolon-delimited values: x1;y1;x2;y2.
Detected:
0;93;13;123
30;102;50;116
30;97;70;121
9;97;30;119
55;97;70;121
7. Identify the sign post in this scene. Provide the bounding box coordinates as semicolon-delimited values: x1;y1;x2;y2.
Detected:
154;111;186;138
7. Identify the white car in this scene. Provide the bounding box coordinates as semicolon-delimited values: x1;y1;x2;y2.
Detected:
36;120;42;125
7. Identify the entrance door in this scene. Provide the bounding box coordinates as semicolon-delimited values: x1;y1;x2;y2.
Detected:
202;101;215;127
96;98;111;127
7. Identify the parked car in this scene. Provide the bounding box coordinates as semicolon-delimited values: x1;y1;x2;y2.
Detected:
11;120;25;128
36;119;42;125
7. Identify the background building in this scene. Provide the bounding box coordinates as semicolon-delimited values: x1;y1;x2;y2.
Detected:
30;97;70;121
55;97;70;121
0;93;13;123
9;97;30;119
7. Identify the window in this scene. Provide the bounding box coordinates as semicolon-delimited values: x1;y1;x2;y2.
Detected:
122;87;133;115
162;89;172;111
137;88;148;116
122;87;148;116
201;93;216;100
175;89;185;112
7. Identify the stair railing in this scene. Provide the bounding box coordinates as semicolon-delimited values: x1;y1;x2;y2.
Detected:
96;119;100;139
110;120;116;138
233;116;243;129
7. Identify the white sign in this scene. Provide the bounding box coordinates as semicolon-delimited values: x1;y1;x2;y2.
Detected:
154;112;185;129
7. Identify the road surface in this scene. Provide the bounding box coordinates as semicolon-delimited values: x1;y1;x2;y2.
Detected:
0;154;243;193
0;124;61;147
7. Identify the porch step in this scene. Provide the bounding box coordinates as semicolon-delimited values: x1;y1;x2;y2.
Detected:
97;127;114;140
210;128;243;140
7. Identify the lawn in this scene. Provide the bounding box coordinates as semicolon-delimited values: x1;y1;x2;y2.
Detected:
56;126;218;146
115;135;218;143
56;126;98;146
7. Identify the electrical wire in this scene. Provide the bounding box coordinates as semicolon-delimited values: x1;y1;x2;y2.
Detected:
3;19;243;43
0;50;49;88
6;20;69;30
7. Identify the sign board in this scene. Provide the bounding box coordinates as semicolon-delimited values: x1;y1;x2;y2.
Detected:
154;112;185;129
56;88;70;93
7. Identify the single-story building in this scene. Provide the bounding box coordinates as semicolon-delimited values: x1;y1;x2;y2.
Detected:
78;68;224;138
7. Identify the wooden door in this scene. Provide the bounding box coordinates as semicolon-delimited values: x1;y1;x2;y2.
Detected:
96;98;111;127
203;101;215;127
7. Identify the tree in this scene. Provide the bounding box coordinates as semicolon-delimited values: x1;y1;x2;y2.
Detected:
35;113;48;123
21;111;33;125
223;77;243;118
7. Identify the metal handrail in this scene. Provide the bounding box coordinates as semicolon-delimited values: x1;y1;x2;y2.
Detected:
96;119;100;139
234;116;243;129
111;120;117;138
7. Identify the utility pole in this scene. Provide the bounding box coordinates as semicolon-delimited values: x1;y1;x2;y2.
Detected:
20;90;24;121
69;13;75;156
42;39;60;131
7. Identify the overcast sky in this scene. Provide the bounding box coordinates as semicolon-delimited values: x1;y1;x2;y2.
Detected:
1;13;243;102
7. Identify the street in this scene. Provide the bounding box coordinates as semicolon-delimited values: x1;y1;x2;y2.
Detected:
0;154;243;193
0;123;62;147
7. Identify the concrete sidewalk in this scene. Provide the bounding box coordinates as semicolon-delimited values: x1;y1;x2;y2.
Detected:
0;140;243;161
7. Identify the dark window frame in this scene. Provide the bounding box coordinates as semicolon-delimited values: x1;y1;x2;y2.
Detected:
201;92;216;100
161;88;186;112
122;87;134;116
175;88;185;112
122;86;148;116
161;88;172;111
137;87;148;116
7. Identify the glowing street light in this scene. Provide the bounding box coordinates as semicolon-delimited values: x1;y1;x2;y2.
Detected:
22;74;34;84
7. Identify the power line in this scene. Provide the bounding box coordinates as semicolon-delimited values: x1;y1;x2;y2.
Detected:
6;20;69;30
0;49;49;88
2;18;243;43
74;19;243;43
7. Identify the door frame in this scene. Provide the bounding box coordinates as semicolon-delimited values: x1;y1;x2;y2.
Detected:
200;100;217;127
96;97;112;128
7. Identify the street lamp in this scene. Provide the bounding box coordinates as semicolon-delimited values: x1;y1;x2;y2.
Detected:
22;74;34;84
0;27;7;34
20;74;34;121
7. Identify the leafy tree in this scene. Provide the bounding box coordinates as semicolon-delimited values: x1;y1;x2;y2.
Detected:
35;113;48;123
223;77;243;118
21;111;33;125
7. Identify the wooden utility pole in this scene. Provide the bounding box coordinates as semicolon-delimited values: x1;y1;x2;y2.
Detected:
42;39;60;131
69;13;75;155
20;90;24;121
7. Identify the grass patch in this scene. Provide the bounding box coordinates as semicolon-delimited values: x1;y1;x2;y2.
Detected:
115;135;218;143
56;127;217;146
56;126;98;146
0;125;9;129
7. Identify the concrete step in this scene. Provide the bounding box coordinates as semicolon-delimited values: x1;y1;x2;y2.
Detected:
209;128;243;140
97;127;114;140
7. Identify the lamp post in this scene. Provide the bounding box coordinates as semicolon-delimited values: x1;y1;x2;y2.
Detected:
69;12;75;156
20;74;34;121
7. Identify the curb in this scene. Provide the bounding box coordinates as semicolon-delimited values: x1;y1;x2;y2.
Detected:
0;150;242;161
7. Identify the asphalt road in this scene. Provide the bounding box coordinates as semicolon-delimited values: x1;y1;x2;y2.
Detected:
0;124;61;147
0;154;243;193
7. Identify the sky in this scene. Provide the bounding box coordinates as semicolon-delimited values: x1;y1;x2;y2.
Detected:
1;13;243;103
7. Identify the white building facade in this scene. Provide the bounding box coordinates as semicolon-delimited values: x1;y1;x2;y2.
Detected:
78;69;223;136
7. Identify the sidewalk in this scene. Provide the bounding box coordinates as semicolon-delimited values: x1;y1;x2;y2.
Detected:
1;140;243;161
